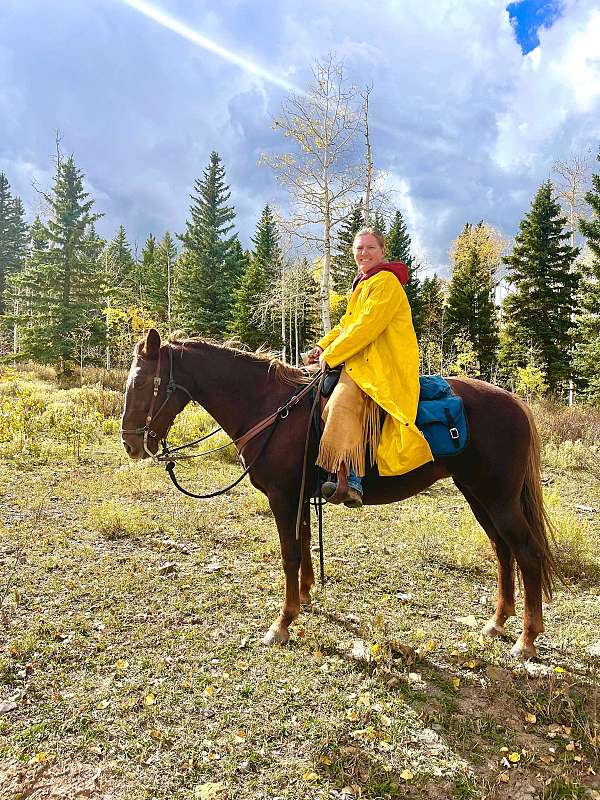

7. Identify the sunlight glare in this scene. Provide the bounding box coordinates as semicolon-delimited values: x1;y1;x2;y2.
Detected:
116;0;304;95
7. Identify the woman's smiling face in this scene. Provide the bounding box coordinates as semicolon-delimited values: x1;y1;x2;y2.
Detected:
353;233;384;273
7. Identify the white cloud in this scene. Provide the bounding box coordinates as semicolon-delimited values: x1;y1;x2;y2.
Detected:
494;2;600;170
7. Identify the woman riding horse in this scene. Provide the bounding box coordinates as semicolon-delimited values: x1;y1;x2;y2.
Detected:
307;227;432;508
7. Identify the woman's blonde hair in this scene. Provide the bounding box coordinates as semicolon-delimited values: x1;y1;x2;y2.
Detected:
352;227;386;252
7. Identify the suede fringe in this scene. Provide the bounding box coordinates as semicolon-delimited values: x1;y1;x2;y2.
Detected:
316;368;381;476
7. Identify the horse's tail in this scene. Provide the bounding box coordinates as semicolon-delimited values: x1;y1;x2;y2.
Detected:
520;402;558;601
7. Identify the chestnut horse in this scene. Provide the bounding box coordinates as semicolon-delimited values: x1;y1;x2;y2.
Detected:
121;329;557;658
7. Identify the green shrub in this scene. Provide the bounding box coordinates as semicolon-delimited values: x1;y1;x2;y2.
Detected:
0;384;46;453
543;440;599;471
64;384;123;419
41;400;104;458
87;501;146;539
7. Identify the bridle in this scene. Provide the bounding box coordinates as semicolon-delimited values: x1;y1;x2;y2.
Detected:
120;344;195;459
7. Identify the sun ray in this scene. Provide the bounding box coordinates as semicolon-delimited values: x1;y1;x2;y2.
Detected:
116;0;305;95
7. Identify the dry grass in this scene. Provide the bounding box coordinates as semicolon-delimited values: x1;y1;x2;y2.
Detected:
1;374;599;800
534;400;600;446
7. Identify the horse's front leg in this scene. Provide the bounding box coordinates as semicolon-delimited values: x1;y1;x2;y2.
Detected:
263;491;302;645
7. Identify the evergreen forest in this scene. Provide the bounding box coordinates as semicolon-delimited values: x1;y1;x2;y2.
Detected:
1;146;600;407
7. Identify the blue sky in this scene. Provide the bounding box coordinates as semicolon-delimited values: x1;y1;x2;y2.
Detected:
508;0;564;52
1;0;599;273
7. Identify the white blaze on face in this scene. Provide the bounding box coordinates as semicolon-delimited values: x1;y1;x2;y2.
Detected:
126;361;142;391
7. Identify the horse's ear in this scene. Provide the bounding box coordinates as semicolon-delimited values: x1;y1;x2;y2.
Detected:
141;328;161;359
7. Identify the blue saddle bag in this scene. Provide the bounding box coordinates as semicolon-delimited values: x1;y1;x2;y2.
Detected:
416;375;468;457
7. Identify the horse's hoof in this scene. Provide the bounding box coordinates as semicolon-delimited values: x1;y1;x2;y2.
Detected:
262;625;289;646
510;638;537;660
481;620;507;638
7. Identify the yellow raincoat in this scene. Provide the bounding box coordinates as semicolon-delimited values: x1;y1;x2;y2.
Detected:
318;270;433;477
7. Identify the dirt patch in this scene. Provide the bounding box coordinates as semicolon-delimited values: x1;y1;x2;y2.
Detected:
0;759;114;799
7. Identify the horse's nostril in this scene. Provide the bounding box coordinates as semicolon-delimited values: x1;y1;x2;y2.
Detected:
122;440;132;454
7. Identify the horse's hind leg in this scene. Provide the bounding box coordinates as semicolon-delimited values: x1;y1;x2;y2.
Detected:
455;482;516;638
489;503;544;659
299;504;314;606
262;491;302;646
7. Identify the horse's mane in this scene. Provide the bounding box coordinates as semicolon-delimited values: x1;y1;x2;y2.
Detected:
168;335;310;387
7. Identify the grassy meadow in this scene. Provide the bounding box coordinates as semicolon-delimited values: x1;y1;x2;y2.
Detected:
0;364;599;800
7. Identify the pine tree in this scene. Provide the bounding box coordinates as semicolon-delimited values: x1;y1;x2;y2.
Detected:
502;182;579;395
17;156;103;375
106;225;137;306
0;174;28;316
138;234;159;316
445;222;500;380
372;210;386;236
176;152;239;336
386;210;422;335
230;206;282;349
332;203;363;293
573;149;600;401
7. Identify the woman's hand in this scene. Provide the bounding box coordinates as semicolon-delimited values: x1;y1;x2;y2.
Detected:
306;346;323;364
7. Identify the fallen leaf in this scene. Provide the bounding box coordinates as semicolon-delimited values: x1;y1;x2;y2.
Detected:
195;783;225;800
508;752;521;763
96;700;109;710
456;614;478;628
370;643;381;658
346;710;359;721
565;742;576;751
32;752;49;764
302;770;318;782
114;659;129;671
144;693;156;706
525;712;537;724
203;686;215;697
451;677;461;689
400;768;414;781
554;666;565;674
498;772;510;783
233;729;246;742
319;755;332;765
149;729;161;739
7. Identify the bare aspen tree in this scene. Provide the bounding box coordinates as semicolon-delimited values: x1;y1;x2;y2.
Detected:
362;85;374;225
553;151;592;404
553;151;592;247
262;55;364;333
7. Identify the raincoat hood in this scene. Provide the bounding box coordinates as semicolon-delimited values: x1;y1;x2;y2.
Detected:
352;260;409;291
